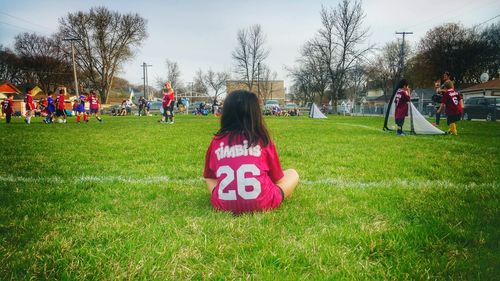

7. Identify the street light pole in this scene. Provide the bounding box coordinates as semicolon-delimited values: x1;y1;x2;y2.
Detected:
141;62;152;99
63;38;80;96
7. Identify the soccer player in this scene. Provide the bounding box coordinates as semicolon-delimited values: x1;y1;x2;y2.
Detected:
203;90;299;214
24;89;35;124
75;94;87;123
2;94;14;123
44;92;56;124
394;79;411;136
87;90;102;122
55;89;67;123
436;80;463;135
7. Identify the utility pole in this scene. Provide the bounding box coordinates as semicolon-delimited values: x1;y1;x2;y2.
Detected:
395;31;413;78
63;38;81;96
141;62;152;99
257;62;261;100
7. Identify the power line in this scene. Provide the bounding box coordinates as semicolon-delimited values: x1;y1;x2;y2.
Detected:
0;20;42;34
474;14;500;27
401;0;499;32
0;11;53;31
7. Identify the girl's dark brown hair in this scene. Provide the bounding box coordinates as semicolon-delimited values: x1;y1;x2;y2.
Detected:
215;90;270;147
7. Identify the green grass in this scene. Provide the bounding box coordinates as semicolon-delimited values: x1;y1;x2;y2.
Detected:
0;114;499;280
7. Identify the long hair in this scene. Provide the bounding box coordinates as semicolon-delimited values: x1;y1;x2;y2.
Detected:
216;90;270;147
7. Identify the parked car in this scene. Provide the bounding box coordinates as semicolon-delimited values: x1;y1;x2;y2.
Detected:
263;99;280;110
463;96;499;121
285;103;299;110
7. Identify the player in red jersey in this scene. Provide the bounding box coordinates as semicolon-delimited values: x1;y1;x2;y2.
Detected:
393;79;411;136
437;80;463;135
55;89;67;123
204;90;299;214
1;94;14;123
160;82;175;124
24;89;36;124
87;90;102;122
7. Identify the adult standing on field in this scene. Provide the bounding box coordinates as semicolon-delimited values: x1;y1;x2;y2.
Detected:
161;82;175;124
394;79;411;136
433;71;453;126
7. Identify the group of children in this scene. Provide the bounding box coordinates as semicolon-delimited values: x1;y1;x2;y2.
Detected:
1;89;103;124
394;71;463;136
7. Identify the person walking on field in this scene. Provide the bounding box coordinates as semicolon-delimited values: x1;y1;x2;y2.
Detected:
203;90;299;214
436;80;463;135
394;79;411;136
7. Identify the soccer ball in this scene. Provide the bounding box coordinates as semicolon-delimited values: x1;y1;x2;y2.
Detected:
58;119;64;124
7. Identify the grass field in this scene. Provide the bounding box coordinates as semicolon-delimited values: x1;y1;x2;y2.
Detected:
0;114;499;280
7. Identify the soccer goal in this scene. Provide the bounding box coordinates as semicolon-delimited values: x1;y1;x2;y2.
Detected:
383;91;445;135
309;103;327;119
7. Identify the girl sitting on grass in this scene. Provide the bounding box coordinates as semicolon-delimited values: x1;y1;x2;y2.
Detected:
203;90;299;214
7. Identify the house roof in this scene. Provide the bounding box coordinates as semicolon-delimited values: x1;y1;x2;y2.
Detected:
461;79;500;92
0;81;21;94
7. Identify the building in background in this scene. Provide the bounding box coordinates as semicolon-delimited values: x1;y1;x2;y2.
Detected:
226;80;285;104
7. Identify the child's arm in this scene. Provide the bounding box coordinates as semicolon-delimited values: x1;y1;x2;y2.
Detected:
204;178;217;193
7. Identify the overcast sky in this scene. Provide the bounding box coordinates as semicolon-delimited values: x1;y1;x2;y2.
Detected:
1;0;498;90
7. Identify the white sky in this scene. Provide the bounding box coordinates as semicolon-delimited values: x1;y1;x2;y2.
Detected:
0;0;498;90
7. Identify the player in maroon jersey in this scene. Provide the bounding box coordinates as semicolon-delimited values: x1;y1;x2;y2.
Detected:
436;80;463;135
393;79;411;136
2;94;14;123
87;90;102;122
204;90;299;214
24;89;36;124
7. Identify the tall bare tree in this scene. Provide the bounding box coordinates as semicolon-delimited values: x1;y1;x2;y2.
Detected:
58;7;148;103
203;69;229;101
157;59;182;91
232;24;270;91
313;1;372;112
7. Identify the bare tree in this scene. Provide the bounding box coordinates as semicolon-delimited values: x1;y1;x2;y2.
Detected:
13;33;73;92
288;65;316;105
232;24;270;91
203;69;229;101
313;1;372;112
58;7;148;103
192;69;208;97
365;41;406;101
259;65;278;101
0;45;23;85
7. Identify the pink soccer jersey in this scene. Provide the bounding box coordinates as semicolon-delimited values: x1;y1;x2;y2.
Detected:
88;95;99;109
394;89;410;119
204;133;285;214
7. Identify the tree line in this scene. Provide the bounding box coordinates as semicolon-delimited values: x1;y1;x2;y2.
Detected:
288;0;500;108
1;2;498;107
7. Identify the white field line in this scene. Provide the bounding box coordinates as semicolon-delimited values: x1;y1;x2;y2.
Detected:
0;175;497;189
334;123;381;132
